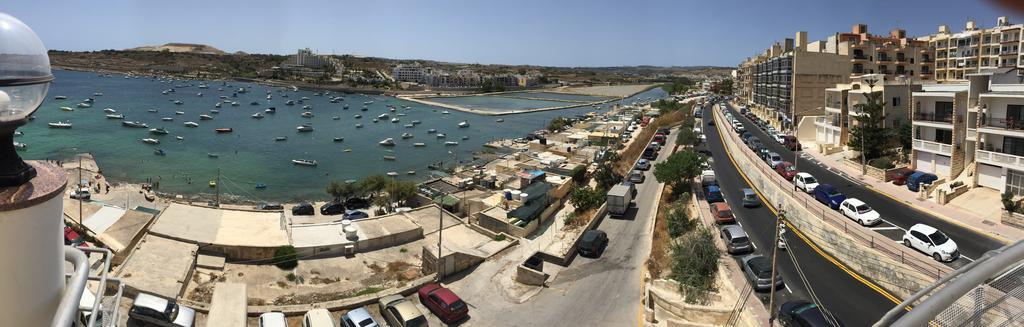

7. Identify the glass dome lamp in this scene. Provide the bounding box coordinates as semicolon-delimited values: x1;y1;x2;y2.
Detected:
0;12;53;187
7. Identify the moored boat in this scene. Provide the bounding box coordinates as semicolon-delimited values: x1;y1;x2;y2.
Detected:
149;127;169;135
106;114;125;119
214;128;233;133
141;138;160;144
379;138;396;146
292;159;317;166
48;121;72;129
184;121;199;127
123;121;148;128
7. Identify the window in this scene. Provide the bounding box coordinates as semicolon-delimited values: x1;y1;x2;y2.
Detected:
1008;104;1024;121
1004;136;1024;157
1008;169;1024;196
911;231;927;242
935;101;953;119
892;97;901;107
935;129;953;144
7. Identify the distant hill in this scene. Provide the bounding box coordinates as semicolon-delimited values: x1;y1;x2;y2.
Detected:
127;43;226;55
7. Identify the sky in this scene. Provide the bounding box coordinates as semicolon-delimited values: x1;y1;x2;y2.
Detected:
4;0;1021;67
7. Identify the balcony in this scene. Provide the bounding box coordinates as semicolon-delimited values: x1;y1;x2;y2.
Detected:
896;56;908;62
922;58;934;63
877;56;892;62
852;67;865;74
852;54;868;61
913;139;954;156
977;149;1024;171
979;117;1024;132
879;69;893;75
915;112;957;123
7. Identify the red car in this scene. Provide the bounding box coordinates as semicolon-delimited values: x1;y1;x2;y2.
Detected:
418;283;469;323
63;226;91;248
887;168;915;185
775;162;798;181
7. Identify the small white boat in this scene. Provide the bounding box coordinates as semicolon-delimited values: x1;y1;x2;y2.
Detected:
407;171;416;175
231;102;239;106
391;118;400;123
161;117;173;121
292;159;317;166
427;129;437;134
458;121;469;128
265;107;276;113
401;133;413;139
141;138;160;144
332;116;340;120
445;141;459;146
404;124;414;128
252;113;265;119
411;120;421;125
379;138;396;146
175;111;185;115
364;101;374;105
413;143;426;147
197;93;203;97
106;114;124;119
48;121;72;129
54;95;67;100
184;121;199;127
147;109;158;113
302;105;312;110
199;114;213;120
274;136;288;141
386;172;399;177
149;128;169;135
396;113;405;116
76;103;91;108
302;111;314;118
462;136;469;140
93;92;103;96
372;118;379;123
383;155;396;161
378;113;389;119
122;121;148;128
355;124;363;128
296;125;314;132
60;106;74;112
175;136;184;140
436;133;446;138
496;118;504;122
333;137;344;142
215;102;222;108
354;114;362;119
104;108;116;113
13;141;26;150
173;100;183;105
442;110;450;114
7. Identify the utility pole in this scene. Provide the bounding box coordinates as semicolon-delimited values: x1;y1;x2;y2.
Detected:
768;208;785;326
215;168;221;207
78;155;83;228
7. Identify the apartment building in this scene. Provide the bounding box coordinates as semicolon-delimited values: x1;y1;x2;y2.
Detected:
392;63;429;83
922;17;1024;82
911;83;971;181
741;32;851;131
815;74;921;150
975;69;1024;195
829;24;934;81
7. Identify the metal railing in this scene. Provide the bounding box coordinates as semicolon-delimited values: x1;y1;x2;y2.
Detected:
977;149;1024;171
913;139;954;156
715;110;953;284
914;112;957;123
980;117;1024;130
54;246;121;327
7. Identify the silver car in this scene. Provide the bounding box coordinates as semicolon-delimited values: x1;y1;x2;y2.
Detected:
741;255;784;292
629;170;645;183
721;225;753;254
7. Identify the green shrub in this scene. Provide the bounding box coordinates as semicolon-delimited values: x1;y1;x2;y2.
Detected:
868;156;895;169
273;245;299;270
667;204;696;238
569;187;604;212
285;272;297;282
1003;191;1018;213
494;234;507;241
668;227;719;304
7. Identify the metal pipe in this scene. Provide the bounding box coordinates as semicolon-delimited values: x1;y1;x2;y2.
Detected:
53;246;88;327
876;240;1024;326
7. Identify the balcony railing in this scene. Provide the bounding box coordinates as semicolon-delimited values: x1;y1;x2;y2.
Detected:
852;54;868;60
913;139;954;155
852;68;865;74
977;149;1024;170
922;58;934;63
914;112;956;123
980;117;1024;131
878;57;892;62
879;69;893;74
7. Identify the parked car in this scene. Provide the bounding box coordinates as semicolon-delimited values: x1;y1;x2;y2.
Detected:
343;210;370;220
839;198;882;226
301;308;334;327
778;300;842;327
340;307;380;327
749;137;763;149
345;197;370;210
635;159;651;170
740;255;784;292
259;202;284;210
793;172;818;193
258;312;287;327
129;292;196;327
766;152;784;168
906;172;939;192
642;147;657;160
705;185;724;203
418;283;470;324
578;230;609;257
291;202;314;216
319;201;346;215
710;202;736;224
887;168;916;186
813;184;846;210
733;122;745;133
629;170;646;183
775;161;797;181
741;188;760;207
378;295;428;327
903;223;960;262
740;132;753;144
721;225;753;254
64;226;90;247
70;188;91;200
782;135;803;151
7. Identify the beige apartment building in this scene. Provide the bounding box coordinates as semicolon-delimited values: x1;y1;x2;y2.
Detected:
829;25;934;81
737;32;850;131
922;16;1024;82
814;74;921;152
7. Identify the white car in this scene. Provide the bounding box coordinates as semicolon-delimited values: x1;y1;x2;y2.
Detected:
839;198;881;226
699;133;707;143
903;224;959;262
793;172;818;193
258;312;287;327
129;292;196;327
693;125;702;134
635;159;651;170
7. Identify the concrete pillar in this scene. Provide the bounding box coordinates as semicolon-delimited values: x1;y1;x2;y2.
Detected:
0;162;67;326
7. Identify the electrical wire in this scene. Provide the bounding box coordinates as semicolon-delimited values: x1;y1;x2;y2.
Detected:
783;236;843;327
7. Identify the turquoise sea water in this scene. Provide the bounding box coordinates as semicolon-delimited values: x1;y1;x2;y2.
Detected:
15;70;667;202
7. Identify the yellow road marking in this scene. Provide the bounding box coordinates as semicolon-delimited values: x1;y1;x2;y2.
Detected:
711;106;905;306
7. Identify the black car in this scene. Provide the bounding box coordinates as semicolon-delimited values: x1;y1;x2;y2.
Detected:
778;300;842;327
344;197;370;210
578;230;609;258
259;202;283;210
291;202;314;216
320;202;346;215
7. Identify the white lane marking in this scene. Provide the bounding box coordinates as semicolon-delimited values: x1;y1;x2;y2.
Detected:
878;219;907;232
870;227;903;231
784;284;793;294
960;255;975;262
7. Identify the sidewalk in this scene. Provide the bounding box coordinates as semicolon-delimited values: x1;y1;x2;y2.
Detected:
801;146;1023;243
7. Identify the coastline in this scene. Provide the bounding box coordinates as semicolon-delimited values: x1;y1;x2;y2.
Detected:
396;84;655;116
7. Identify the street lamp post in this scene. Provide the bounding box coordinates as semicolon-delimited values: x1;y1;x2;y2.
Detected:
861;78;878;176
0;13;54;187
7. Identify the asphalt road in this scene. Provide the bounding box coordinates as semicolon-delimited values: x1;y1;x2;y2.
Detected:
722;102;1004;268
701;103;896;326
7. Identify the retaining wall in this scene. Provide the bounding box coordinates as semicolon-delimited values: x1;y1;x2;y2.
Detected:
714;106;952;299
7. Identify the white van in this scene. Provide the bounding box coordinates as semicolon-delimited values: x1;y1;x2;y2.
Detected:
302;308;335;327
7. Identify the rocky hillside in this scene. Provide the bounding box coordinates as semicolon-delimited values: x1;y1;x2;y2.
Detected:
127;43;226;55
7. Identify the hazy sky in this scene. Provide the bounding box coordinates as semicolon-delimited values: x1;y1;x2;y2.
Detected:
4;0;1019;67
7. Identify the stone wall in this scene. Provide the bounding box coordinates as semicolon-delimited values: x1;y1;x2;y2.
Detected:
1002;211;1024;230
714;106;951;299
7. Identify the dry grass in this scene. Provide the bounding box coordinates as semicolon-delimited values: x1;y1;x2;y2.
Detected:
615;110;686;175
646;184;676;279
563;208;597;231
